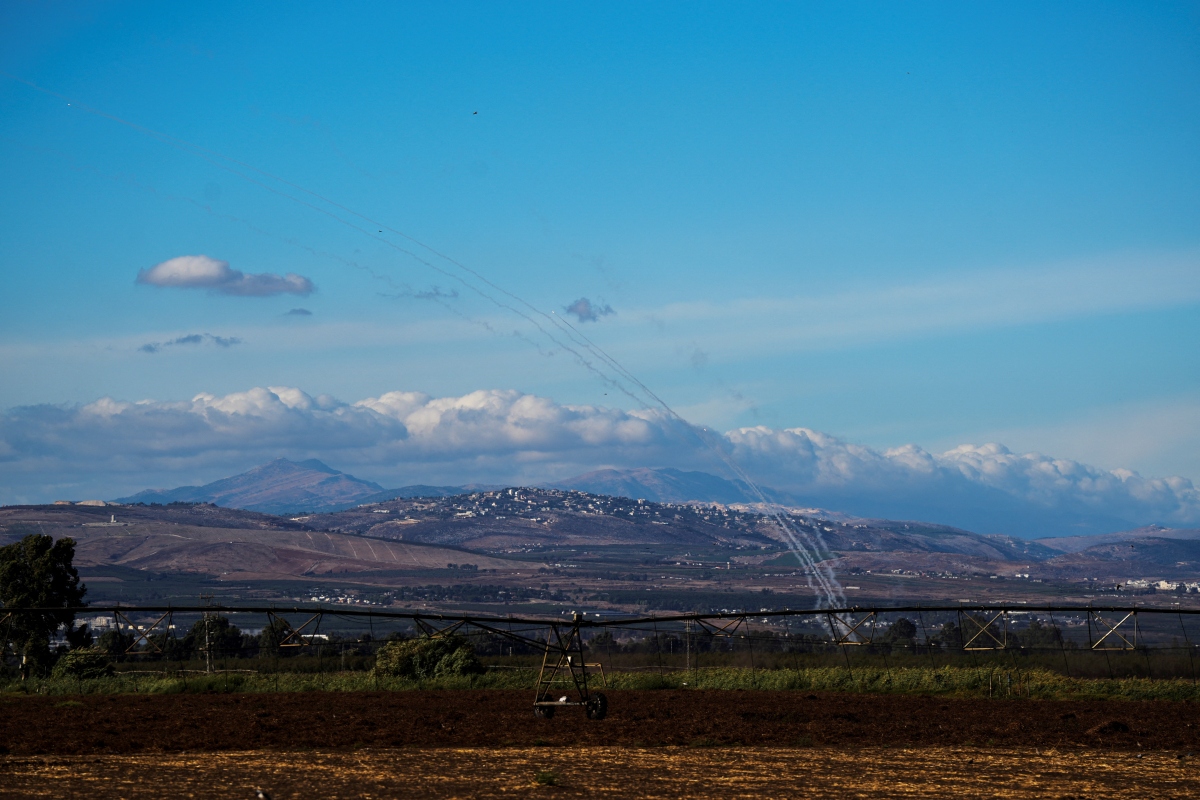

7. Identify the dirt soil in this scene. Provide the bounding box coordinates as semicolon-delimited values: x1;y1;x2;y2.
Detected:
1;690;1199;755
3;747;1200;799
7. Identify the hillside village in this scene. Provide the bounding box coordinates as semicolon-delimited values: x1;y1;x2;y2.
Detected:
7;482;1200;612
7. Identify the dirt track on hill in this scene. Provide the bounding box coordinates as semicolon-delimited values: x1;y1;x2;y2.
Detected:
1;690;1198;755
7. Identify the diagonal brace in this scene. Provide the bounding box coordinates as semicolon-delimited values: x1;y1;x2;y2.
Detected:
961;610;1007;650
1091;611;1137;650
695;616;745;638
114;611;172;654
828;612;877;645
269;612;323;647
412;618;467;639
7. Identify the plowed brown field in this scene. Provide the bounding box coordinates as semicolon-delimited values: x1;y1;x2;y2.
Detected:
4;746;1200;799
1;690;1197;753
3;691;1200;798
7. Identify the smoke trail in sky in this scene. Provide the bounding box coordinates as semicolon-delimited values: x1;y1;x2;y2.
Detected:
3;72;845;607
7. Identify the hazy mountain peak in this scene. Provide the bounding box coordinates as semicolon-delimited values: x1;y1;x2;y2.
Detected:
116;458;383;514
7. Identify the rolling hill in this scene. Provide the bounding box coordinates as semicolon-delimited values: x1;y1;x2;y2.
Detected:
115;459;498;514
116;458;384;514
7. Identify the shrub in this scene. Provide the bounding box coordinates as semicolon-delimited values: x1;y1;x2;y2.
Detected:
51;649;113;680
372;635;484;679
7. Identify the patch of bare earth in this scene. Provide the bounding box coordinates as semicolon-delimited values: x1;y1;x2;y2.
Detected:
2;747;1199;799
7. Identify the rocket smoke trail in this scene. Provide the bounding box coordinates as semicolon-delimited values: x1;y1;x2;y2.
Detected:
4;72;846;608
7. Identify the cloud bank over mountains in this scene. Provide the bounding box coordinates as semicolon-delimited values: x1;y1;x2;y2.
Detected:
1;386;1197;537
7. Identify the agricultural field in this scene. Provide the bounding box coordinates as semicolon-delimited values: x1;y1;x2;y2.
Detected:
6;689;1200;751
3;746;1198;799
2;690;1200;798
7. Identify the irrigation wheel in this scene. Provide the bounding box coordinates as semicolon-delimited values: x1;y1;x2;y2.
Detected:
585;692;608;720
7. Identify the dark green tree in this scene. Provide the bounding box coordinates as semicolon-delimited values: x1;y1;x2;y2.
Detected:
1016;619;1064;649
146;631;194;662
589;630;616;651
257;617;295;654
51;649;113;679
181;616;249;660
0;534;89;678
934;621;963;650
97;628;137;656
882;617;918;650
372;634;484;679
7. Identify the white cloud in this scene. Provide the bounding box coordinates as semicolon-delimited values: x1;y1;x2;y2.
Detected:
962;396;1200;483
1;386;1197;535
137;255;314;297
725;428;1200;535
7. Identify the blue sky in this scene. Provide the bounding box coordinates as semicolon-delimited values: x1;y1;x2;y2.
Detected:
2;2;1199;529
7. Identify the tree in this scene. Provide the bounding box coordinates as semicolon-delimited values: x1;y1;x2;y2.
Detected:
97;628;136;656
258;617;295;654
373;635;484;679
179;616;250;664
51;649;113;680
1016;619;1064;649
882;617;918;650
934;621;963;650
0;534;89;678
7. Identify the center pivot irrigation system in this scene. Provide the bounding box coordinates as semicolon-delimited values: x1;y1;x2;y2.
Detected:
6;603;1200;718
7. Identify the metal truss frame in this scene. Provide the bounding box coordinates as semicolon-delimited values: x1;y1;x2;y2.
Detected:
266;611;324;648
7;602;1196;716
411;617;466;640
113;610;174;655
531;613;606;720
959;609;1008;650
693;615;746;638
827;611;878;645
1088;610;1138;651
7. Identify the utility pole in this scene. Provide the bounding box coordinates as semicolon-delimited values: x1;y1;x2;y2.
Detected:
200;594;214;674
685;619;691;673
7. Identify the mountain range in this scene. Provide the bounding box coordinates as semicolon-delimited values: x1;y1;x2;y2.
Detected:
0;457;1179;593
117;459;501;514
112;459;1199;558
117;459;789;515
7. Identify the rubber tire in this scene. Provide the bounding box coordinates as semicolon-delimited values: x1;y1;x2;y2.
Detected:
585;692;608;720
534;704;556;719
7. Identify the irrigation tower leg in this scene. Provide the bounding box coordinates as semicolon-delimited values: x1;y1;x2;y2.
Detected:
532;612;606;720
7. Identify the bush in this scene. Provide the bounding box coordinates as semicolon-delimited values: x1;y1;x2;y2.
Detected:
372;635;484;679
51;649;113;680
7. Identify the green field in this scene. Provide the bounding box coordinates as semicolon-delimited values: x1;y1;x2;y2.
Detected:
7;664;1200;702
